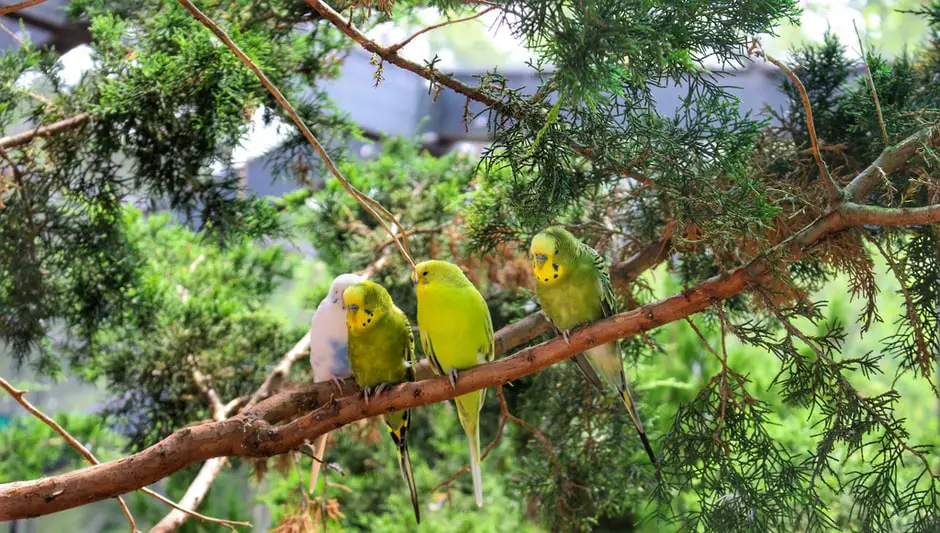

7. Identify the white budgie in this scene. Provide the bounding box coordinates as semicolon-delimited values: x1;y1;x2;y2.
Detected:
308;272;365;492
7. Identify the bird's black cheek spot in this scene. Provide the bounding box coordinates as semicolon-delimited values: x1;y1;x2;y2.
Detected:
554;274;559;279
552;263;559;272
367;318;371;323
544;278;549;282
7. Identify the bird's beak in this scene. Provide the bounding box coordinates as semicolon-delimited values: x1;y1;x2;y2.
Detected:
410;271;418;286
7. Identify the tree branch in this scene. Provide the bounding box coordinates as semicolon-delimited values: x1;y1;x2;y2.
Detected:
839;202;940;227
0;206;864;519
854;20;889;147
0;112;90;150
0;0;46;17
609;237;672;294
148;368;238;533
149;332;310;532
388;6;496;54
752;44;840;202
0;376;139;533
843;126;940;202
306;0;504;109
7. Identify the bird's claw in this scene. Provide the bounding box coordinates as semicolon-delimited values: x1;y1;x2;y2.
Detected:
330;376;344;396
363;382;393;404
448;368;459;389
562;330;571;346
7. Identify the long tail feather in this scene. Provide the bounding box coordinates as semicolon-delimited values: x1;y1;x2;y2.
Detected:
387;409;420;524
468;421;483;508
397;439;421;524
456;391;485;508
620;388;661;478
309;434;329;494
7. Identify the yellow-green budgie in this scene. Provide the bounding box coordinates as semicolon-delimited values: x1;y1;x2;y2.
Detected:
412;260;494;507
343;280;421;523
529;226;658;469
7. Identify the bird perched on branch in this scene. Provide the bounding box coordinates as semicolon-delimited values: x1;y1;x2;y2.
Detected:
308;273;365;493
529;226;658;471
343;280;421;523
413;260;495;507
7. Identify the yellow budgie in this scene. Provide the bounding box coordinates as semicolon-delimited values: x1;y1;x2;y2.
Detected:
412;260;494;507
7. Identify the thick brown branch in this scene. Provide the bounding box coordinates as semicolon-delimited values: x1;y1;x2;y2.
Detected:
148;368;235;533
843;126;940;201
839;202;940;227
0;377;139;532
0;112;90;150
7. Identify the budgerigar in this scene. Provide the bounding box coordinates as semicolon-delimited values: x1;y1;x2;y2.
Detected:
529;226;658;469
343;280;421;523
412;260;494;507
308;273;365;493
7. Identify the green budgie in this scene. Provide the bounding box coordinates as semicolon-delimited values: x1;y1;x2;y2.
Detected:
343;280;421;523
529;226;658;469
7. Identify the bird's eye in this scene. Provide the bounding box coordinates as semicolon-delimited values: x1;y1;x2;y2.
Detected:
422;271;428;277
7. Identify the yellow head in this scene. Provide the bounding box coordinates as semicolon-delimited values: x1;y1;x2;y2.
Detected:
411;260;472;296
529;226;578;286
342;281;389;333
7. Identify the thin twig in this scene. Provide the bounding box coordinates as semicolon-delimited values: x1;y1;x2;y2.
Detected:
141;487;250;530
0;377;140;533
389;6;496;53
685;317;730;443
868;236;932;378
0;112;90;149
176;0;416;271
0;0;46;17
752;41;841;202
0;20;24;48
854;20;889;147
